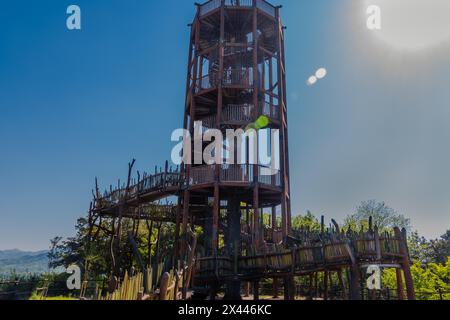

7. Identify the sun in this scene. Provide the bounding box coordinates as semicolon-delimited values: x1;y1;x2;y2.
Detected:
365;0;450;51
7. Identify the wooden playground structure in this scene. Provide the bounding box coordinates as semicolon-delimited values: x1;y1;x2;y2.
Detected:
85;0;416;300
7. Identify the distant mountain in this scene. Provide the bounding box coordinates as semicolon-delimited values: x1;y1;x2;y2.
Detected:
0;250;50;276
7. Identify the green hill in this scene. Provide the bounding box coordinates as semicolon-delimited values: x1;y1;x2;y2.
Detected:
0;250;50;276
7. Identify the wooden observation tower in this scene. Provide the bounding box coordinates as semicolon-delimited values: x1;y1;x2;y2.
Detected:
181;0;291;298
87;0;416;301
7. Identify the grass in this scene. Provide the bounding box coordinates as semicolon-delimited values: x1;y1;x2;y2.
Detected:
29;292;77;301
41;296;77;301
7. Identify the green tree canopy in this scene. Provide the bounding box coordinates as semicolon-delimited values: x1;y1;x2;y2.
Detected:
291;211;321;232
383;259;450;300
344;200;411;232
428;230;450;264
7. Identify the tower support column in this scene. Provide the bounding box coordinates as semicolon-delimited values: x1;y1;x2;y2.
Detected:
225;193;242;300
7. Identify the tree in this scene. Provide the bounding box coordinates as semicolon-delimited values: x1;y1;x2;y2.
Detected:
48;218;89;271
382;259;450;300
408;230;433;263
428;230;450;264
49;217;116;277
48;216;179;280
291;211;321;232
344;200;411;232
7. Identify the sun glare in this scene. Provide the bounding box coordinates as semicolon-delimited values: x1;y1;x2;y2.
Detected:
365;0;450;51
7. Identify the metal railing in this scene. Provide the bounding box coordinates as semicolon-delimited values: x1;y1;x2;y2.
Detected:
139;172;181;194
197;104;278;126
187;164;281;187
198;114;217;131
224;33;253;46
195;69;253;92
225;0;253;7
199;0;276;17
189;165;216;185
220;164;254;183
256;0;276;17
96;172;182;209
223;68;253;87
258;166;281;187
195;74;219;93
223;104;254;123
261;102;280;121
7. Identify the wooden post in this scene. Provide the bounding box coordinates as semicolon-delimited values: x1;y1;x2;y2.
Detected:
225;194;242;300
253;281;260;300
244;282;251;297
108;217;117;284
252;0;259;121
173;197;182;268
394;227;416;300
127;232;147;292
182;190;190;257
314;272;319;298
272;206;277;242
275;6;291;238
283;276;295;301
113;216;123;277
155;222;162;259
308;274;314;300
273;278;279;298
159;272;170;301
184;234;198;295
350;265;361;300
217;0;225;127
84;203;94;284
337;270;347;300
212;184;220;256
396;269;405;300
253;185;260;246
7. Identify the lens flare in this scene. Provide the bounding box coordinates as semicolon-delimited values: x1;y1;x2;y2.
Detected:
307;76;318;86
315;68;327;79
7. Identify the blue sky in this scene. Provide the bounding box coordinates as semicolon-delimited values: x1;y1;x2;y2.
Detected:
1;0;450;250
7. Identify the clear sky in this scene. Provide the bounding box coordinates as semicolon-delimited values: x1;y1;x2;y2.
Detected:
1;0;450;251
